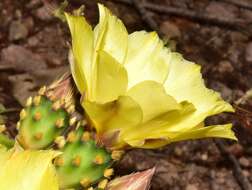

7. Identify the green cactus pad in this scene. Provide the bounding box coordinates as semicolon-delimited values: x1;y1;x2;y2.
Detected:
55;127;112;189
17;96;70;149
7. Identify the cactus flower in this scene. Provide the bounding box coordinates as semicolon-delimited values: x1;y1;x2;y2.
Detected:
106;168;155;190
65;4;236;149
0;146;60;190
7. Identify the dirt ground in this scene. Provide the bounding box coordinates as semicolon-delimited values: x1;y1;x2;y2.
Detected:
0;0;252;190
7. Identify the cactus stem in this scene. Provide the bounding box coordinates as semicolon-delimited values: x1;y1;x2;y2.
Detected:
38;86;47;95
69;117;77;126
55;136;66;149
52;101;62;111
98;179;108;189
67;131;77;143
72;155;81;167
111;150;124;161
0;124;6;133
26;96;33;107
33;96;41;106
33;112;42;121
34;132;43;140
81;132;91;142
94;155;104;165
55;118;64;128
80;178;91;188
54;157;64;166
20;109;27;120
104;168;114;178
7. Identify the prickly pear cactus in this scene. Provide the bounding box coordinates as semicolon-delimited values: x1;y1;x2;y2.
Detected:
17;76;76;150
15;75;124;189
54;126;113;189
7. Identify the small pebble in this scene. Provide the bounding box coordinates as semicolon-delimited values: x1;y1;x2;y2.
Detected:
9;20;28;41
186;184;198;190
160;21;181;40
239;157;250;168
245;42;252;62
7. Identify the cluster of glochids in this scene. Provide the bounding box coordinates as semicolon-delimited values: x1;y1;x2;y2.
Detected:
15;77;125;190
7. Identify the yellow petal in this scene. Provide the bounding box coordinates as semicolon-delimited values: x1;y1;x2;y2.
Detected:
65;13;94;94
122;97;235;148
68;49;86;93
125;31;170;88
122;101;195;147
0;148;60;190
92;51;128;103
95;4;128;63
168;124;237;143
83;96;142;148
122;91;235;148
164;53;234;121
127;81;180;122
126;124;236;148
0;146;13;170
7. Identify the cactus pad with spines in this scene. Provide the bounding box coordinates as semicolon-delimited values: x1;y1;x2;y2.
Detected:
17;95;70;149
55;127;112;189
16;76;115;189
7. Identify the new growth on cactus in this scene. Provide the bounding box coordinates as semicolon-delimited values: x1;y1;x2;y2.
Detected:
55;127;113;189
17;75;75;150
17;95;70;149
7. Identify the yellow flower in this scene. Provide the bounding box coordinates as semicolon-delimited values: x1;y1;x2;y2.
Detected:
65;4;236;149
0;146;60;190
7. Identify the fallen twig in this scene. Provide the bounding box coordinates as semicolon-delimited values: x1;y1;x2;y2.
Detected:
111;0;251;33
0;65;15;71
0;108;20;114
112;0;132;4
144;3;247;29
220;0;252;11
235;89;252;105
131;0;161;35
215;139;252;190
